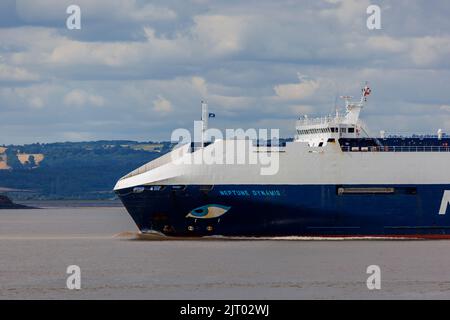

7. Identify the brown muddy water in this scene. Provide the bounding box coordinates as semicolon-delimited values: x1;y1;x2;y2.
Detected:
1;205;450;299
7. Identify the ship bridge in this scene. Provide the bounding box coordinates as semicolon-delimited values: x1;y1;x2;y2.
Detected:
295;87;371;147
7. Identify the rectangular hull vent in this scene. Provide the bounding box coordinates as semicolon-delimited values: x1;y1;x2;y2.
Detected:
337;187;395;195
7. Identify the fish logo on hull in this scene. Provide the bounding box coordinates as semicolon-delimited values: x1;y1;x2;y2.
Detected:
439;190;450;215
186;204;231;219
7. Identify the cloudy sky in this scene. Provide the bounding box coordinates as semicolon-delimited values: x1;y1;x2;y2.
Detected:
1;0;450;144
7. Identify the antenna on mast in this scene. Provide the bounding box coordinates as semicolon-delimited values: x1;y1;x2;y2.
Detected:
201;100;208;147
339;95;353;110
334;94;339;119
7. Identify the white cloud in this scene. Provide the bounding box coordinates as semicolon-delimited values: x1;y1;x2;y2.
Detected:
88;95;105;107
49;39;143;67
192;15;250;55
28;96;44;109
64;89;105;107
289;105;314;115
367;36;407;53
320;0;370;26
130;4;177;21
440;105;450;112
2;1;450;143
0;64;39;82
16;0;177;23
366;35;450;67
152;95;173;113
274;75;320;100
209;94;253;110
410;36;450;67
191;76;208;97
2;12;250;71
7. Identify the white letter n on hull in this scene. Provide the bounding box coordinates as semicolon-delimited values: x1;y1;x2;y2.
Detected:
439;190;450;215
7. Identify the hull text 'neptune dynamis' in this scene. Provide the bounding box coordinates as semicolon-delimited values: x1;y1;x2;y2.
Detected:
114;85;450;238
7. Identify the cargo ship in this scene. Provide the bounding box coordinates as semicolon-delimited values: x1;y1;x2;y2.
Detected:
114;84;450;238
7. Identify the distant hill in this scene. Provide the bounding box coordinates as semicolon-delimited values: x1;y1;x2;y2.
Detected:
0;141;174;200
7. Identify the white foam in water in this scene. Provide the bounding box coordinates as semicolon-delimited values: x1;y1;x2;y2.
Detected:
133;232;417;241
204;235;416;241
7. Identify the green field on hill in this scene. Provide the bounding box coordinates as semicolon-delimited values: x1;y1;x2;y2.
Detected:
0;141;173;200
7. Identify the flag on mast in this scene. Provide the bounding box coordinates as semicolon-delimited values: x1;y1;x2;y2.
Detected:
363;84;371;97
362;83;371;101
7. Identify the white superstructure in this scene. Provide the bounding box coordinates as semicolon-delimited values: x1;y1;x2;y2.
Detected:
114;84;450;191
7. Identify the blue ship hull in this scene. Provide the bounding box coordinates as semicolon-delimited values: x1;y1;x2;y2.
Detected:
116;184;450;238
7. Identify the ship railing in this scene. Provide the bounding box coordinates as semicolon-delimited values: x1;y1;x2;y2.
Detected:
296;116;346;126
121;143;189;179
341;146;450;152
190;141;287;153
381;133;448;139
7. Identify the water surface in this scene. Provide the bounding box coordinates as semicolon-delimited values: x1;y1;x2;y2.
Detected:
1;206;450;299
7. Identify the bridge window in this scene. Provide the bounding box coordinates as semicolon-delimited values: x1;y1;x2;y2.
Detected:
348;127;355;133
341;128;347;133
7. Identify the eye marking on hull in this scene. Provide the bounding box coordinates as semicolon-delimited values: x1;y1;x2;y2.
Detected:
186;204;231;219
